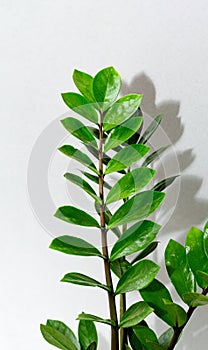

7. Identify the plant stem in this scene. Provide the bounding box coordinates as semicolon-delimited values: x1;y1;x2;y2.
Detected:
167;286;208;350
98;111;119;350
120;224;127;350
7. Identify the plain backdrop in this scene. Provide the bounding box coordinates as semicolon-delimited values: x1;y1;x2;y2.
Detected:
1;1;208;349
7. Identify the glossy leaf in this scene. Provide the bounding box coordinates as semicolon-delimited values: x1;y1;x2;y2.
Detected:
49;235;103;258
40;320;80;350
127;107;143;144
59;145;98;174
87;343;97;350
110;220;161;261
203;220;208;255
106;167;155;204
54;206;100;228
81;171;112;190
152;175;179;192
119;302;154;328
115;260;160;294
131;241;159;264
133;325;158;349
64;173;100;202
104;117;143;152
61;272;110;291
93;66;121;111
142;146;170;167
139;115;163;144
108;191;165;229
110;258;131;278
61;92;98;123
165;239;195;300
182;292;208;307
197;270;208;285
186;227;208;288
77;313;116;326
78;320;98;350
162;299;187;327
73;69;95;103
104;95;143;131
128;328;143;350
159;328;174;349
94;201;121;238
61;117;97;148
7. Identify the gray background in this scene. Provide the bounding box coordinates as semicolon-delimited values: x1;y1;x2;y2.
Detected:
1;0;208;349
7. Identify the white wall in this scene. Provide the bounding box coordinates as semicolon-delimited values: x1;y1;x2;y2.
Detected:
1;1;208;349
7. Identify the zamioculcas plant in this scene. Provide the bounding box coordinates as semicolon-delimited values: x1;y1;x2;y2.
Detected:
40;67;208;350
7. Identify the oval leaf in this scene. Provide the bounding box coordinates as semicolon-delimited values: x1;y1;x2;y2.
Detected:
142;146;170;167
108;191;165;229
110;258;131;278
77;313;116;326
133;325;158;348
139;115;163;144
131;241;159;264
78;320;98;350
159;328;174;350
162;299;187;327
73;69;95;103
182;292;208;307
152;175;179;192
196;270;208;285
54;206;100;228
119;302;153;328
64;173;100;202
61;117;97;148
203;220;208;255
104;94;143;131
61;272;110;291
115;260;160;294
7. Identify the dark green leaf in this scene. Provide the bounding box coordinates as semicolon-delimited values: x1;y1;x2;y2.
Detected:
64;173;100;202
61;92;98;123
131;241;159;264
182;292;208;307
61;117;97;148
133;325;158;349
54;206;100;228
59;145;98;174
104;95;143;131
152;175;179;192
119;302;154;328
78;320;97;350
110;258;131;278
110;220;161;261
93;66;121;111
106;168;156;204
128;328;143;350
127;108;143;144
73;69;95;103
108;191;165;229
162;299;187;327
77;313;116;326
142;146;170;167
94;201;121;238
115;260;160;294
165;239;195;300
61;272;110;291
159;328;174;350
186;227;208;288
105;144;150;174
196;270;208;285
81;171;112;190
139;115;163;144
49;235;103;258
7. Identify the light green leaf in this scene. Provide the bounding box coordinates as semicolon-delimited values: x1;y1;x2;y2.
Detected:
105;144;150;174
152;175;179;192
139;115;163;144
186;227;208;288
77;313;116;326
61;117;97;148
196;270;208;285
133;325;158;348
165;239;196;300
64;173;100;202
119;302;154;328
110;220;161;261
125;346;133;350
78;320;98;350
49;235;103;258
104;95;143;131
106;167;156;204
59;145;98;174
131;241;159;264
142;146;170;167
54;206;100;228
93;66;121;111
162;299;187;327
115;260;160;294
108;191;165;229
147;342;165;350
73;69;95;103
110;258;131;278
61;92;98;123
182;292;208;307
61;272;110;291
159;328;174;350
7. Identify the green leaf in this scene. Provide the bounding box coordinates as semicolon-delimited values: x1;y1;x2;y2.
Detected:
73;69;95;103
77;313;116;326
59;145;98;174
165;239;195;300
125;346;133;350
186;226;208;288
131;241;159;264
105;144;150;174
182;292;208;307
142;146;170;167
115;260;160;294
159;328;174;350
61;92;98;123
93;66;121;111
196;270;208;285
146;342;164;350
104;117;143;152
81;171;112;190
40;320;80;350
108;191;165;229
54;206;100;228
203;220;208;255
61;272;110;291
78;320;97;350
64;173;100;203
133;325;158;348
162;299;187;327
127;107;143;144
61;117;97;148
94;201;121;238
110;258;131;278
87;343;97;350
152;175;179;192
110;220;161;261
139;115;163;144
104;95;143;131
106;167;156;204
119;302;154;328
49;235;103;258
128;328;143;350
